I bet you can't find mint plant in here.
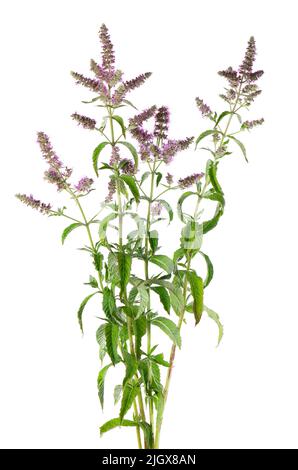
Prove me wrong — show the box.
[16,25,263,449]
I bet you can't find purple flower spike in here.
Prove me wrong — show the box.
[178,173,204,189]
[72,113,96,130]
[75,177,94,193]
[154,106,170,140]
[99,24,115,72]
[16,193,52,214]
[105,177,116,203]
[195,98,212,118]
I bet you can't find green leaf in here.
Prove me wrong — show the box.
[204,189,225,208]
[98,213,117,241]
[120,382,139,422]
[134,316,146,358]
[107,252,120,286]
[100,417,136,436]
[149,230,158,253]
[215,110,241,126]
[204,305,224,346]
[149,255,174,274]
[200,251,214,287]
[207,160,223,194]
[195,129,218,148]
[96,324,107,361]
[117,253,132,297]
[157,199,173,224]
[122,99,138,110]
[203,204,223,234]
[152,286,171,315]
[181,220,203,250]
[118,141,138,170]
[139,422,154,448]
[151,353,170,367]
[156,172,162,186]
[105,323,121,365]
[228,135,248,162]
[150,279,184,316]
[77,292,98,333]
[102,287,118,322]
[120,175,140,203]
[61,223,82,244]
[87,275,98,288]
[187,272,204,325]
[177,191,197,222]
[122,351,138,387]
[140,171,150,185]
[114,385,122,405]
[92,141,110,176]
[97,363,112,409]
[112,115,126,138]
[151,316,181,348]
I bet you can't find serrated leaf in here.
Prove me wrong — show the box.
[204,305,224,346]
[120,382,139,422]
[61,223,82,244]
[187,271,204,325]
[96,324,107,361]
[151,286,171,314]
[228,135,248,162]
[151,353,170,367]
[118,141,138,170]
[117,252,132,297]
[92,141,110,176]
[129,278,149,318]
[134,316,146,358]
[97,363,112,409]
[107,252,120,286]
[120,175,140,203]
[149,255,174,274]
[112,115,126,138]
[114,385,122,405]
[105,323,121,365]
[77,292,98,333]
[100,417,136,436]
[122,351,138,387]
[98,213,117,241]
[200,251,214,287]
[102,287,118,322]
[151,316,181,348]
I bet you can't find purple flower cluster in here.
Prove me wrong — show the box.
[129,106,193,164]
[195,98,212,118]
[105,177,116,203]
[75,177,94,193]
[218,36,264,106]
[71,24,151,107]
[109,146,121,166]
[16,193,52,214]
[242,118,264,130]
[71,113,96,130]
[37,132,72,191]
[120,159,136,175]
[178,173,204,189]
[166,173,173,185]
[151,202,162,217]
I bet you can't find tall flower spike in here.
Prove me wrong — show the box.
[154,106,170,140]
[75,177,94,193]
[71,113,96,130]
[239,36,256,75]
[99,24,115,72]
[129,106,157,127]
[195,98,212,118]
[16,193,52,214]
[70,71,101,93]
[178,173,204,189]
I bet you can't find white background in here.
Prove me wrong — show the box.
[1,0,298,449]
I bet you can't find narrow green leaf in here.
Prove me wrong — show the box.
[149,255,174,274]
[92,141,110,176]
[122,99,138,110]
[96,324,107,361]
[200,251,214,287]
[114,385,122,405]
[100,417,136,436]
[140,171,150,185]
[120,175,140,203]
[157,199,173,224]
[105,323,121,365]
[177,191,197,222]
[204,189,225,208]
[156,172,162,186]
[151,353,170,367]
[134,316,146,358]
[102,287,118,322]
[207,160,223,194]
[118,141,138,170]
[151,316,181,348]
[204,305,224,346]
[139,422,154,448]
[149,230,158,253]
[152,286,171,315]
[215,110,241,126]
[120,382,139,422]
[117,252,132,296]
[77,292,97,333]
[122,351,138,387]
[112,115,126,138]
[61,223,82,244]
[98,213,117,241]
[195,129,218,148]
[228,135,248,162]
[97,363,112,409]
[203,204,223,234]
[187,272,204,325]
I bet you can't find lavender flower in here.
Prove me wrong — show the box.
[154,106,170,140]
[37,132,62,167]
[161,137,193,164]
[218,67,239,88]
[105,177,116,202]
[75,177,94,193]
[120,159,136,175]
[109,146,121,166]
[112,72,152,105]
[195,98,212,118]
[242,118,264,130]
[166,173,173,185]
[139,144,152,162]
[99,24,115,72]
[16,194,52,214]
[129,106,157,127]
[130,126,153,145]
[239,36,256,75]
[71,113,96,130]
[70,71,101,93]
[178,173,204,189]
[151,202,162,217]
